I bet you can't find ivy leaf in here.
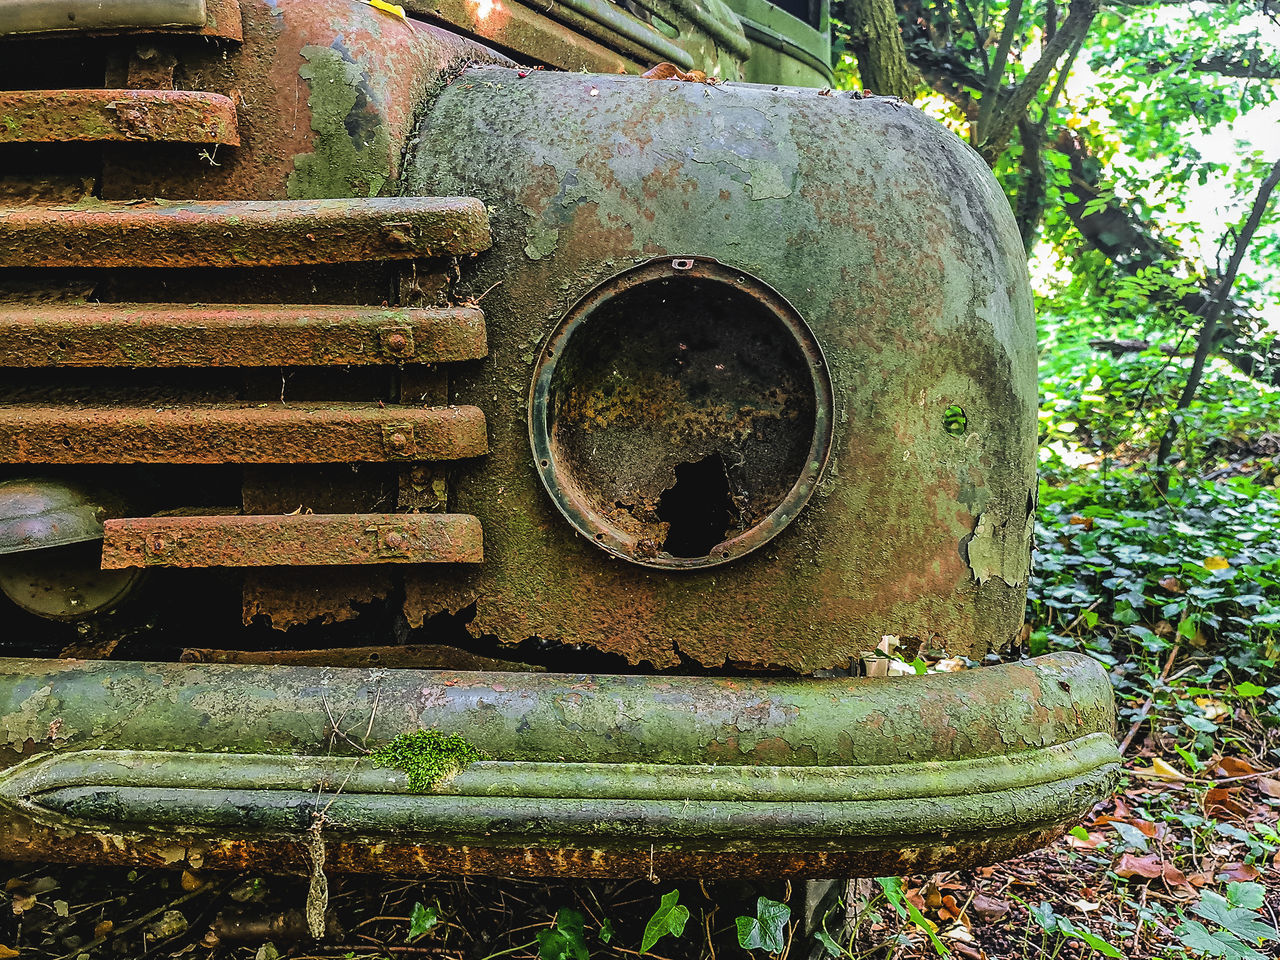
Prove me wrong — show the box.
[599,918,614,944]
[538,908,589,960]
[1226,882,1266,912]
[1176,918,1266,960]
[408,902,438,940]
[1194,891,1280,946]
[640,890,689,954]
[814,928,842,957]
[735,897,790,953]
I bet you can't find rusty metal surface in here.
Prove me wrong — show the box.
[406,70,1038,669]
[529,256,833,569]
[0,0,205,35]
[0,303,487,366]
[0,89,240,145]
[0,818,1075,879]
[402,0,638,73]
[0,197,490,268]
[0,479,115,554]
[0,404,488,464]
[100,513,483,568]
[0,653,1118,876]
[179,643,542,671]
[94,0,515,204]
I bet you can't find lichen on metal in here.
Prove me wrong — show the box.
[0,0,207,36]
[0,89,241,145]
[0,654,1119,876]
[406,69,1037,669]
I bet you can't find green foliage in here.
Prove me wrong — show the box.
[640,890,689,954]
[735,897,790,953]
[407,902,438,940]
[877,877,948,956]
[537,908,589,960]
[1176,883,1280,960]
[1029,900,1123,958]
[368,730,484,792]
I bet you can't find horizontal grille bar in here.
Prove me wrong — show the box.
[0,303,487,366]
[0,197,491,268]
[0,89,239,145]
[0,0,241,40]
[0,403,488,463]
[101,513,483,567]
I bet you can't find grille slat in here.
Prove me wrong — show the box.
[0,197,493,267]
[0,303,487,366]
[0,403,488,464]
[0,89,239,144]
[101,513,484,567]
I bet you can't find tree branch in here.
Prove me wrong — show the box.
[1054,130,1280,385]
[1155,157,1280,487]
[976,0,1025,142]
[1177,51,1280,79]
[838,0,920,98]
[977,0,1099,163]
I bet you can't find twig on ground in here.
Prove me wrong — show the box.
[1118,644,1180,755]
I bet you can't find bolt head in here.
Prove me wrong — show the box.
[384,531,406,550]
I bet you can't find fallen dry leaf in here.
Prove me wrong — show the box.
[1213,756,1256,778]
[1196,697,1232,722]
[1066,830,1105,850]
[0,946,19,959]
[640,63,715,84]
[1258,776,1280,798]
[1218,861,1261,882]
[1158,576,1185,593]
[1205,787,1250,821]
[1115,852,1164,879]
[970,894,1010,923]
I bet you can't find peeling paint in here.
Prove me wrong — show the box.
[964,510,1032,587]
[288,43,395,199]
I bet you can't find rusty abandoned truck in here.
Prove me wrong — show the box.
[0,0,1118,878]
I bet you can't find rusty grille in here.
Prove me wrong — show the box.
[0,195,493,583]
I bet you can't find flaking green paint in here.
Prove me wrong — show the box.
[288,44,393,200]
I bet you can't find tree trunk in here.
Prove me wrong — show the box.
[840,0,918,98]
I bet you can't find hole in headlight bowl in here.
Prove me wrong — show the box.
[943,404,967,436]
[529,256,834,570]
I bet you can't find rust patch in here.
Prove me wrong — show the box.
[0,815,1070,879]
[101,513,483,568]
[0,303,486,367]
[0,403,488,464]
[179,644,541,671]
[0,89,240,144]
[0,197,491,268]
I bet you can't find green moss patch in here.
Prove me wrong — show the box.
[369,730,484,792]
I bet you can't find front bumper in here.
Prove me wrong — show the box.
[0,653,1118,877]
